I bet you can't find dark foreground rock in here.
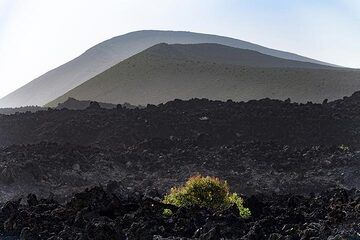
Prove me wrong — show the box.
[0,184,359,240]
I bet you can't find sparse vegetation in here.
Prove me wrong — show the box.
[163,175,251,218]
[162,208,173,217]
[339,144,350,152]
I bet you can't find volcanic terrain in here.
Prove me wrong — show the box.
[0,92,360,239]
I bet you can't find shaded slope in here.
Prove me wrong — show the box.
[139,43,335,69]
[0,30,336,108]
[48,43,360,106]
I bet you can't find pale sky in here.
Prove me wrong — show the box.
[0,0,359,98]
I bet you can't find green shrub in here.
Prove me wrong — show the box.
[162,208,173,217]
[163,175,251,218]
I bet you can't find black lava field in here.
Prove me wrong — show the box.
[1,93,360,239]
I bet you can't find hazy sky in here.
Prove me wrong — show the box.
[0,0,359,98]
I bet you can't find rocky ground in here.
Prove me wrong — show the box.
[0,184,359,239]
[1,93,360,239]
[2,94,360,149]
[0,141,359,203]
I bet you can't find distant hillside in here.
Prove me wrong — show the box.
[47,43,360,107]
[55,97,141,110]
[0,30,336,108]
[0,98,140,115]
[55,98,116,110]
[0,106,45,115]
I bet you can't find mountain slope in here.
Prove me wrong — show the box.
[0,30,336,108]
[47,43,360,107]
[140,43,334,69]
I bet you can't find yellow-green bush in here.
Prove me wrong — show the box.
[162,208,173,217]
[163,175,251,218]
